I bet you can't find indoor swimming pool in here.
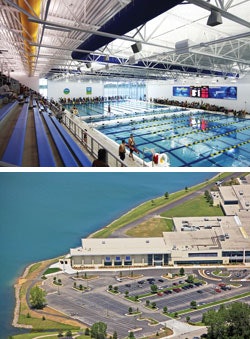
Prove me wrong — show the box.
[65,101,250,167]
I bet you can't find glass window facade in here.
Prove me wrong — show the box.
[39,78,48,98]
[104,82,146,100]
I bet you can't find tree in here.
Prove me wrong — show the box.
[128,307,133,314]
[58,330,63,337]
[179,267,185,276]
[29,285,46,309]
[150,284,158,294]
[113,331,118,339]
[202,302,250,339]
[125,290,129,297]
[186,316,190,323]
[85,328,90,336]
[190,300,197,309]
[186,275,194,283]
[163,306,168,314]
[164,192,169,199]
[128,331,135,339]
[151,302,157,309]
[91,322,107,339]
[65,330,72,338]
[146,300,150,307]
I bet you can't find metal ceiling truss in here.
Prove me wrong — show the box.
[0,0,249,81]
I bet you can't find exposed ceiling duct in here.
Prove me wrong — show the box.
[17,0,41,76]
[71,0,183,61]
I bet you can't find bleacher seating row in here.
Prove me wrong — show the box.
[0,101,18,122]
[34,107,56,167]
[42,111,79,166]
[50,115,91,166]
[0,99,92,167]
[1,101,29,166]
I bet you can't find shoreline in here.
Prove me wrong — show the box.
[12,257,84,332]
[12,263,33,329]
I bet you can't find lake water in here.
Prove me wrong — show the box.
[0,171,215,338]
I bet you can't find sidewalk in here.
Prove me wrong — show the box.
[162,319,206,338]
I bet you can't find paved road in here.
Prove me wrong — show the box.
[110,172,242,238]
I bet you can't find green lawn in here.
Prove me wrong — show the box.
[125,195,222,237]
[161,195,224,218]
[18,314,80,331]
[126,217,173,237]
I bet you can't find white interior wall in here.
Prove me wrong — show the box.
[47,79,104,101]
[147,75,250,112]
[46,76,250,113]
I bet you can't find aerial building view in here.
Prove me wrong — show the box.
[0,172,250,339]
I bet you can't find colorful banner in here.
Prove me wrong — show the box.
[172,86,190,97]
[86,87,92,95]
[209,86,237,100]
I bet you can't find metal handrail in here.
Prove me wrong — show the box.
[62,113,127,167]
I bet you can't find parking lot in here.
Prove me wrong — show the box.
[43,267,249,338]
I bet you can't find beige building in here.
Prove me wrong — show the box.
[63,177,250,270]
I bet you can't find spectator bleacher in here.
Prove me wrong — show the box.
[0,74,92,167]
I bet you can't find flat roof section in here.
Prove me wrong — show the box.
[70,237,168,256]
[219,186,238,203]
[170,216,250,251]
[232,184,250,210]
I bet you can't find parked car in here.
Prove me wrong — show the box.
[215,288,221,293]
[173,288,181,293]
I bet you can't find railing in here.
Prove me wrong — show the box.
[62,112,128,167]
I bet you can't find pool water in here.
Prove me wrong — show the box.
[65,101,250,167]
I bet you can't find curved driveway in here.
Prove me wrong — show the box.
[110,172,242,238]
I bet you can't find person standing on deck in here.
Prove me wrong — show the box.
[119,140,126,165]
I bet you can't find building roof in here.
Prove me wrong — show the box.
[219,186,238,203]
[70,237,168,256]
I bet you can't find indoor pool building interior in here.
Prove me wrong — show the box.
[0,0,250,167]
